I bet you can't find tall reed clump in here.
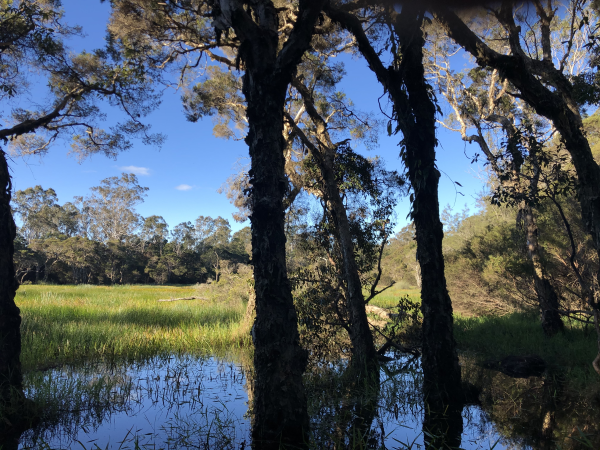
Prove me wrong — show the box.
[16,285,252,371]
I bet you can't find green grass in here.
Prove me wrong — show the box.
[368,284,421,309]
[16,284,252,371]
[454,312,600,389]
[370,285,599,389]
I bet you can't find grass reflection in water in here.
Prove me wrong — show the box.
[13,353,516,450]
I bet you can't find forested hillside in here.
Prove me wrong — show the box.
[384,113,600,324]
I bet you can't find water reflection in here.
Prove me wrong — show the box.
[423,402,463,449]
[2,353,597,449]
[18,355,251,449]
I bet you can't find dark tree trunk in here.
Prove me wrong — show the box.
[393,5,462,406]
[326,0,462,407]
[0,150,27,423]
[244,71,309,449]
[521,204,563,336]
[211,0,326,445]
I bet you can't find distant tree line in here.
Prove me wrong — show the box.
[11,173,251,285]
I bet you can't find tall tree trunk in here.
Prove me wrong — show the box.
[0,150,25,420]
[244,74,309,448]
[211,0,326,445]
[394,5,462,406]
[320,153,377,372]
[327,3,462,406]
[290,78,378,373]
[521,204,563,336]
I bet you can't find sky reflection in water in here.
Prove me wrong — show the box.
[17,355,510,450]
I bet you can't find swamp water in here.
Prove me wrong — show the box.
[3,353,598,449]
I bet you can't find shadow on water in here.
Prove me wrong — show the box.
[1,351,599,449]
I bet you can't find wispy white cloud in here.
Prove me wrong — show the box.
[175,184,193,191]
[120,166,151,176]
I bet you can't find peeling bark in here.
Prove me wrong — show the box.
[244,74,310,448]
[327,1,462,406]
[212,0,327,446]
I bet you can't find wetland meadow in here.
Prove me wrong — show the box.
[1,284,598,449]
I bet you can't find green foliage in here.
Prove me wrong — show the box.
[12,179,253,286]
[382,294,422,350]
[380,223,418,288]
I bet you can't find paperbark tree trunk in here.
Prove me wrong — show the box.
[393,5,462,406]
[326,2,462,406]
[521,204,563,336]
[245,74,310,449]
[0,149,24,413]
[212,0,326,446]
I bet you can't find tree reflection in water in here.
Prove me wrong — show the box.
[423,402,463,450]
[3,352,599,449]
[305,364,381,450]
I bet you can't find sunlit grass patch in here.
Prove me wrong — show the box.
[454,312,600,390]
[16,285,252,371]
[368,285,421,309]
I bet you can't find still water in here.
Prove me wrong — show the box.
[10,354,550,449]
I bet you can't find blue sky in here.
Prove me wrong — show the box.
[8,0,486,234]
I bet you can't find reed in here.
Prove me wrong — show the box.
[16,284,252,371]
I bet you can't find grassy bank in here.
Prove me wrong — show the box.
[370,284,599,392]
[16,284,251,371]
[368,284,421,309]
[454,312,600,390]
[16,283,599,389]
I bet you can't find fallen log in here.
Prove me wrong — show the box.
[365,305,398,320]
[157,296,207,302]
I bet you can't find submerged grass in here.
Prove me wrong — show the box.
[16,285,251,371]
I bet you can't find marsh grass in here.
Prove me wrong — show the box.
[454,312,600,390]
[16,285,251,371]
[368,285,421,309]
